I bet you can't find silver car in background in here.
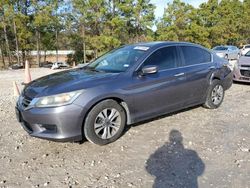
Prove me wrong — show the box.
[212,46,240,60]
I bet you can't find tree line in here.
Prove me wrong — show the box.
[0,0,249,67]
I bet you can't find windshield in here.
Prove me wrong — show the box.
[213,46,228,51]
[245,51,250,57]
[85,46,148,73]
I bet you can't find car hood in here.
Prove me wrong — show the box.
[23,68,120,98]
[239,56,250,65]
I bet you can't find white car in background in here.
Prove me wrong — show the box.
[212,45,241,60]
[240,44,250,56]
[51,62,70,70]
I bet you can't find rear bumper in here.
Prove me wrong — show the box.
[16,104,86,142]
[233,68,250,83]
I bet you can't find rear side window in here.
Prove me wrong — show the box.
[181,46,211,66]
[143,46,178,70]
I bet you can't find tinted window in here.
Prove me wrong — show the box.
[143,46,178,70]
[181,46,211,66]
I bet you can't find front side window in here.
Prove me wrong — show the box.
[181,46,211,66]
[143,46,178,70]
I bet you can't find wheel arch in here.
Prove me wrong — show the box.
[81,97,132,137]
[209,72,221,85]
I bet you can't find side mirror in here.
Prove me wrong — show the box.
[140,65,158,76]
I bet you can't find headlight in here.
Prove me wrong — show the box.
[32,90,83,108]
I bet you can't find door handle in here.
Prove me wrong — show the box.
[174,73,185,77]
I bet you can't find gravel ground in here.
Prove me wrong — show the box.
[0,68,249,188]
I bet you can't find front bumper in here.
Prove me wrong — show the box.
[16,103,86,142]
[233,67,250,83]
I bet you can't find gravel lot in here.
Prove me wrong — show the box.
[0,68,249,188]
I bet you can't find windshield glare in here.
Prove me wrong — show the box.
[86,46,148,73]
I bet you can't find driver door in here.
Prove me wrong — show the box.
[128,46,188,122]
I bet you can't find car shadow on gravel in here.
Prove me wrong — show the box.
[129,105,201,129]
[145,130,205,188]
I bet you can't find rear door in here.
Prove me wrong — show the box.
[178,45,214,105]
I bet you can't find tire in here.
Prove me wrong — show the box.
[84,99,126,145]
[203,80,225,109]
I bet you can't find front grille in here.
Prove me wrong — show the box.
[240,70,250,77]
[241,65,250,68]
[21,95,32,108]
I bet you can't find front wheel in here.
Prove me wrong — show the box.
[84,99,126,145]
[203,80,225,109]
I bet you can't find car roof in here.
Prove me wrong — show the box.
[225,45,237,47]
[214,45,237,47]
[129,41,203,48]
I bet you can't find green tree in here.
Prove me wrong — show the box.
[156,0,194,42]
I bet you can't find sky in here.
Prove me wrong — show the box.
[151,0,208,19]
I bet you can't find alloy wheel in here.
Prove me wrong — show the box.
[94,108,121,139]
[211,85,224,105]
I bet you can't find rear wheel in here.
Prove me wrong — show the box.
[203,80,225,109]
[84,99,126,145]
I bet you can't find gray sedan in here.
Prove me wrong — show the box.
[16,42,233,145]
[212,46,241,60]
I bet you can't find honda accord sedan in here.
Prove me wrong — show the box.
[16,42,233,145]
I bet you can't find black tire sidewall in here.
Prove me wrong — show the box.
[84,100,126,145]
[205,80,225,109]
